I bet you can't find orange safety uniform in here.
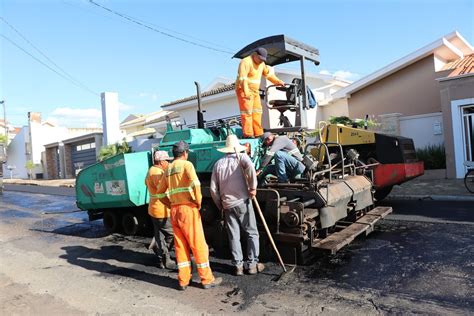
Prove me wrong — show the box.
[145,164,170,219]
[235,55,284,138]
[156,159,215,287]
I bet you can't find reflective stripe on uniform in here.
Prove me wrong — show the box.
[267,151,275,157]
[150,193,164,198]
[240,110,253,115]
[248,79,260,84]
[177,261,191,269]
[166,179,200,196]
[168,187,193,195]
[238,77,247,81]
[252,108,262,113]
[196,262,210,269]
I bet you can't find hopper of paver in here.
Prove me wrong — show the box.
[75,151,152,234]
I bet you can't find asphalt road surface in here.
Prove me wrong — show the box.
[0,191,472,315]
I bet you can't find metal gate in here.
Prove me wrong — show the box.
[461,105,474,167]
[71,142,97,176]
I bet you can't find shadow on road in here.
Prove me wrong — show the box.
[60,245,178,290]
[31,220,109,238]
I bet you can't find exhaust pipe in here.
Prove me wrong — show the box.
[194,81,205,129]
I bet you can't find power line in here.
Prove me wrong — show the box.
[118,12,236,52]
[0,34,99,96]
[0,16,99,96]
[88,0,235,55]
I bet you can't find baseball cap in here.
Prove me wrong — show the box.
[255,47,267,62]
[261,132,273,141]
[154,150,172,161]
[172,140,191,154]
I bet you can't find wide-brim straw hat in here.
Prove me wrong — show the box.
[217,135,247,153]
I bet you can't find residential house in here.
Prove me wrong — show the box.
[438,53,474,178]
[0,119,18,144]
[328,31,473,178]
[44,132,103,179]
[3,112,101,179]
[120,110,181,152]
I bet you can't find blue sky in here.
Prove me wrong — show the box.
[1,0,473,128]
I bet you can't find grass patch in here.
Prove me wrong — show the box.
[416,144,446,170]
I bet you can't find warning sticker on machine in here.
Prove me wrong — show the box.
[94,182,104,194]
[105,180,126,196]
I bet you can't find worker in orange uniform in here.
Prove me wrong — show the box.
[156,141,222,291]
[235,47,285,138]
[145,150,176,270]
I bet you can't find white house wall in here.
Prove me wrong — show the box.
[3,127,28,179]
[6,123,102,179]
[180,96,240,128]
[399,112,444,149]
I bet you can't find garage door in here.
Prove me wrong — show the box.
[71,142,97,176]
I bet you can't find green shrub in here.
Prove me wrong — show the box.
[98,140,132,162]
[416,144,446,170]
[328,116,378,128]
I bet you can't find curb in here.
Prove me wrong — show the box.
[387,194,474,202]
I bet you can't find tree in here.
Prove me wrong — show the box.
[0,134,7,144]
[98,140,132,162]
[25,160,37,180]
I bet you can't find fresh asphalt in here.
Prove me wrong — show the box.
[1,190,473,313]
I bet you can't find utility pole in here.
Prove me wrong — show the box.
[0,100,6,144]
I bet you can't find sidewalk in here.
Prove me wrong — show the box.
[3,179,75,187]
[389,177,474,201]
[3,177,474,201]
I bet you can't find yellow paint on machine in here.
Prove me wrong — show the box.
[322,124,376,145]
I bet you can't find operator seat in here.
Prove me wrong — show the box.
[268,78,302,127]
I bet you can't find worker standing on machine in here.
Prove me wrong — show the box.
[156,141,222,291]
[210,135,264,276]
[145,150,176,270]
[258,132,305,183]
[235,47,285,139]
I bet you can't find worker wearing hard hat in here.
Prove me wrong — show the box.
[145,150,176,270]
[210,135,264,276]
[156,141,222,291]
[235,47,285,139]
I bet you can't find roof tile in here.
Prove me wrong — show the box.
[442,53,474,77]
[162,83,235,108]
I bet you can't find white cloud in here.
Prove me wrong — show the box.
[47,107,101,128]
[319,69,360,81]
[333,70,359,80]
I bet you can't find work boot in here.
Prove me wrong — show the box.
[163,255,177,270]
[248,263,265,275]
[202,277,223,289]
[177,284,188,291]
[157,257,165,269]
[235,266,244,276]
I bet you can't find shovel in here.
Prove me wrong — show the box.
[234,147,295,281]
